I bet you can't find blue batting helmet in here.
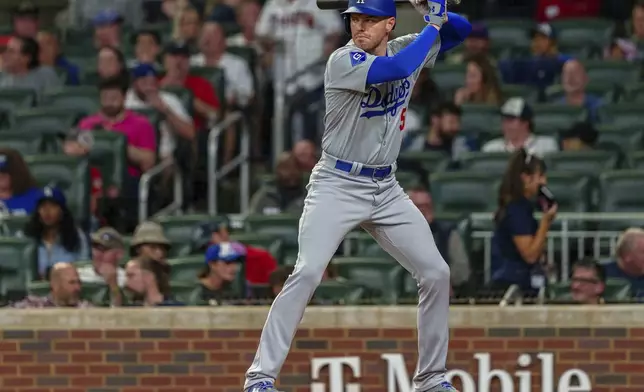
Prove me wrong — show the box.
[342,0,396,34]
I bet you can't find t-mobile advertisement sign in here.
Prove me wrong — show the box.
[310,353,592,392]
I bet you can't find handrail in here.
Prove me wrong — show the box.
[207,111,250,216]
[499,284,521,307]
[138,158,183,223]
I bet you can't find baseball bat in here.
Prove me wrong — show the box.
[317,0,460,10]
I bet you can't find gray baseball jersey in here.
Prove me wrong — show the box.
[322,35,441,166]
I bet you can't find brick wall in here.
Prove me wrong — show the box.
[1,326,643,392]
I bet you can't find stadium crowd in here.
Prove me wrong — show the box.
[0,0,644,309]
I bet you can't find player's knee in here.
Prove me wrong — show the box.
[417,259,450,287]
[291,262,326,287]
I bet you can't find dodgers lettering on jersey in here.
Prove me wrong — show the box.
[322,35,441,166]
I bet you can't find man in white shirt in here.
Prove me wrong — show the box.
[482,97,559,157]
[254,0,342,88]
[191,22,255,109]
[77,227,126,306]
[125,63,195,160]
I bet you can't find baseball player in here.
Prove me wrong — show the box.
[244,0,472,391]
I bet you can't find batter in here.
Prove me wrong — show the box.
[245,0,472,390]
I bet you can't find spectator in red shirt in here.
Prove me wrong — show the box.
[191,218,277,285]
[159,40,220,131]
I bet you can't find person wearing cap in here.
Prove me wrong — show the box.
[160,40,221,131]
[446,22,494,65]
[125,62,195,161]
[191,218,277,285]
[12,2,39,39]
[92,10,125,49]
[249,152,306,216]
[0,148,43,216]
[70,1,143,32]
[195,242,246,305]
[130,221,172,264]
[24,187,90,278]
[0,36,62,97]
[77,227,127,306]
[36,30,80,86]
[561,122,598,151]
[482,97,559,157]
[557,59,603,123]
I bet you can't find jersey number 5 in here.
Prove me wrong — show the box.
[399,108,407,131]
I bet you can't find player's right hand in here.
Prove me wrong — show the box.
[423,0,447,28]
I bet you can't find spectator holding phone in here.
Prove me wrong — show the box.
[490,148,557,295]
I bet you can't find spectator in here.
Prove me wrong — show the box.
[603,228,644,298]
[499,23,571,94]
[557,59,603,122]
[160,40,221,131]
[454,54,502,106]
[126,63,195,161]
[604,37,638,61]
[560,122,598,151]
[482,97,559,156]
[24,187,90,278]
[292,139,318,172]
[568,257,606,305]
[71,2,142,32]
[490,149,557,294]
[249,152,306,215]
[125,256,182,306]
[36,31,80,86]
[0,36,61,96]
[12,2,39,39]
[0,149,43,216]
[631,1,644,47]
[76,227,126,306]
[407,186,471,289]
[130,30,162,69]
[93,10,124,49]
[406,102,476,159]
[130,221,171,265]
[268,265,294,298]
[255,0,342,87]
[227,0,262,49]
[196,242,245,305]
[192,22,254,109]
[191,218,278,285]
[177,6,202,49]
[97,46,129,81]
[11,262,92,308]
[73,76,156,219]
[446,22,493,65]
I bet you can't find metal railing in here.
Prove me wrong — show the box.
[469,212,644,283]
[138,158,183,223]
[207,111,250,216]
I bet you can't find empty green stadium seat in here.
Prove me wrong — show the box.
[459,104,502,135]
[190,67,226,110]
[396,171,422,188]
[484,19,532,48]
[398,270,419,302]
[244,214,299,249]
[582,60,640,86]
[332,257,402,304]
[313,280,366,305]
[0,87,36,126]
[229,233,283,261]
[398,151,450,173]
[0,215,29,236]
[9,107,80,137]
[532,105,585,135]
[598,170,644,230]
[547,172,593,213]
[25,155,90,224]
[0,238,36,295]
[429,171,499,213]
[628,151,644,169]
[596,124,644,151]
[41,86,100,116]
[544,150,619,176]
[170,281,201,304]
[624,83,644,102]
[89,131,127,189]
[155,214,216,257]
[227,46,257,71]
[599,103,644,127]
[430,63,466,95]
[550,19,613,49]
[0,131,43,154]
[501,84,537,102]
[457,151,511,174]
[168,255,202,282]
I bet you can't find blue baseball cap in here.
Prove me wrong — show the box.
[131,63,158,79]
[192,217,231,250]
[92,10,123,27]
[530,23,557,40]
[0,154,8,171]
[205,242,246,263]
[38,186,67,207]
[469,23,489,39]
